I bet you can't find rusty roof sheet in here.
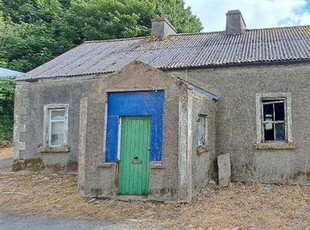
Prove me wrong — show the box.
[23,26,310,80]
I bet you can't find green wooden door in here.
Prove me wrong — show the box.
[118,116,151,195]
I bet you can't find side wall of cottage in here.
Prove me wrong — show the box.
[190,93,217,195]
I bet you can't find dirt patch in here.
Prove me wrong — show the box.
[0,173,309,229]
[0,147,13,158]
[0,141,12,148]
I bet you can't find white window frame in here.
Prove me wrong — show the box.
[256,93,292,144]
[44,104,69,148]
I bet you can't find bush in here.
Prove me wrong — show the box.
[0,77,15,141]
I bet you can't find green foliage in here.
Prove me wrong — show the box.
[152,0,202,33]
[0,78,15,141]
[0,0,202,72]
[62,0,154,44]
[0,0,73,71]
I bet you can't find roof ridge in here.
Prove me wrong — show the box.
[174,25,310,36]
[83,36,146,44]
[82,24,310,44]
[244,24,310,31]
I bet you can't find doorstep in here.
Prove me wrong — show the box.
[115,195,148,202]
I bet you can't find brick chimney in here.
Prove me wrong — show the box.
[151,15,177,39]
[226,10,246,35]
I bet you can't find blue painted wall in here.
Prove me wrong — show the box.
[106,90,165,162]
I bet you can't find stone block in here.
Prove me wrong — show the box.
[217,153,231,187]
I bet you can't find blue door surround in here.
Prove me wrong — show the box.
[106,90,164,162]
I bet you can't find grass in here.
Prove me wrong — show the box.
[0,172,309,229]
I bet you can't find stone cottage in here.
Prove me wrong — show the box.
[13,10,310,202]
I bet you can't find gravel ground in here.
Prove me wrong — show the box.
[0,172,309,229]
[0,148,13,173]
[0,147,309,229]
[0,147,12,158]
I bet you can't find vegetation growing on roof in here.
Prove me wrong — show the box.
[0,0,202,72]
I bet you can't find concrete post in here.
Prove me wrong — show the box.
[218,153,231,187]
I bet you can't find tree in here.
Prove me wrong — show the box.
[0,0,73,71]
[152,0,202,33]
[0,0,202,72]
[61,0,155,44]
[63,0,202,44]
[0,12,7,67]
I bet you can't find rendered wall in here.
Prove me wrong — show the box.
[172,63,310,185]
[189,92,217,195]
[13,61,216,202]
[15,60,309,187]
[78,62,194,202]
[13,75,99,171]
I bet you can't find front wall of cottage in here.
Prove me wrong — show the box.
[15,60,309,198]
[14,62,218,202]
[173,63,310,185]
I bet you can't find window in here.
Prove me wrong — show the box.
[197,114,207,146]
[255,93,294,148]
[49,109,66,146]
[44,104,68,147]
[262,99,286,141]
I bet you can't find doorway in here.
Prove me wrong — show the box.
[118,116,151,195]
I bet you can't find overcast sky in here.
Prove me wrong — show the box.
[184,0,310,32]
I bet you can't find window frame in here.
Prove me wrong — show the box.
[197,113,208,147]
[44,104,69,148]
[261,98,286,142]
[256,93,292,144]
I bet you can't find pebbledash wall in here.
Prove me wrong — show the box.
[173,62,310,185]
[78,62,217,202]
[13,74,98,171]
[13,62,217,202]
[13,61,310,201]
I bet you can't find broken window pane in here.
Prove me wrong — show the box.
[264,123,274,141]
[275,102,285,121]
[261,98,286,142]
[263,104,273,121]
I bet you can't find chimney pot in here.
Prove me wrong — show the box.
[226,10,246,35]
[151,15,177,39]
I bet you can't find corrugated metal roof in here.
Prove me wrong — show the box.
[23,26,310,80]
[0,67,24,78]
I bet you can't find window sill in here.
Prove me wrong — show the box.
[254,142,296,150]
[38,146,70,153]
[197,145,210,155]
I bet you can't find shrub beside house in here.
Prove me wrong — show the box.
[0,67,23,143]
